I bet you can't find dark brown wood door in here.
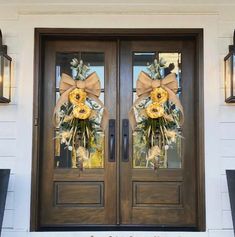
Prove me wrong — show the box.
[120,40,197,227]
[40,40,117,227]
[38,36,200,229]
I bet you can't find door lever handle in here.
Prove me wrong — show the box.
[122,119,129,162]
[108,119,116,162]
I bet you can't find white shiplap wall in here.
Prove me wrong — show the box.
[219,20,235,233]
[0,2,235,237]
[0,31,18,230]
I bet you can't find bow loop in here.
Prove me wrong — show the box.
[83,72,101,97]
[59,73,76,94]
[137,71,179,96]
[129,71,184,129]
[136,71,153,96]
[54,72,108,129]
[60,72,101,96]
[160,73,178,94]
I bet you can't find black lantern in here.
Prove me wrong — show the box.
[224,30,235,103]
[0,30,12,103]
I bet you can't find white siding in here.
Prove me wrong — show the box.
[0,1,235,237]
[219,18,235,235]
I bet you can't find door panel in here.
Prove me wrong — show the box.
[40,40,117,226]
[120,40,196,226]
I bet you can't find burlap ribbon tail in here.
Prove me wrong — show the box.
[53,72,108,129]
[129,71,184,130]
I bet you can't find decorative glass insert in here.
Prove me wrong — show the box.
[132,52,182,169]
[2,56,11,99]
[233,55,235,96]
[159,53,182,95]
[54,52,105,169]
[133,52,156,102]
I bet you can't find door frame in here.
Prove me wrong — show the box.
[31,28,204,231]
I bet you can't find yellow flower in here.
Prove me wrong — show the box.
[165,130,177,142]
[146,145,161,161]
[69,88,87,105]
[146,103,164,119]
[77,146,89,161]
[150,87,168,104]
[73,103,91,120]
[63,114,74,123]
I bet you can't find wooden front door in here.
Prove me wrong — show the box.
[33,30,204,230]
[40,40,117,227]
[119,40,196,226]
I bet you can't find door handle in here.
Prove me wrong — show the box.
[122,119,129,162]
[108,119,116,162]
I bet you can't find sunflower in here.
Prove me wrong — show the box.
[73,103,91,120]
[146,103,164,119]
[69,88,87,105]
[150,87,168,104]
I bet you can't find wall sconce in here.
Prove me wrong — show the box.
[0,29,12,103]
[224,30,235,103]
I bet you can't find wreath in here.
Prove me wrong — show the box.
[129,58,184,169]
[54,59,108,170]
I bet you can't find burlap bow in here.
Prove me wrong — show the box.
[129,71,184,129]
[53,72,108,129]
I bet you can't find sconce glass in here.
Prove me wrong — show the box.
[0,30,12,103]
[224,30,235,103]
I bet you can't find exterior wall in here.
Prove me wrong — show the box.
[0,1,234,237]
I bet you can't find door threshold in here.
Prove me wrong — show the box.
[39,225,198,232]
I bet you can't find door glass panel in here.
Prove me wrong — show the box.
[133,52,156,89]
[2,56,11,99]
[233,55,235,96]
[159,53,182,169]
[81,52,105,89]
[159,53,182,95]
[225,55,232,100]
[55,52,105,169]
[132,52,182,169]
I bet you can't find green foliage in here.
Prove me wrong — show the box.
[147,58,167,79]
[70,59,90,80]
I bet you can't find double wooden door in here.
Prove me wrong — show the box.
[37,36,199,229]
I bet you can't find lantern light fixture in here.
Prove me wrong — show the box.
[0,29,12,103]
[224,30,235,103]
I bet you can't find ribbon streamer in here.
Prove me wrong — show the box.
[53,72,108,129]
[129,71,184,130]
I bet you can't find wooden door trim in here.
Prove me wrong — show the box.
[31,28,204,231]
